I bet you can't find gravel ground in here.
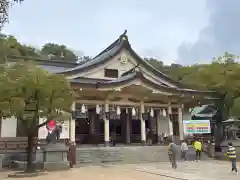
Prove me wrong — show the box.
[1,166,173,180]
[1,161,237,180]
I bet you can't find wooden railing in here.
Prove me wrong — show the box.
[0,137,45,151]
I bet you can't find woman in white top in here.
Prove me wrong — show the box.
[180,140,189,161]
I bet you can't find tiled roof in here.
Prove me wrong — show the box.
[6,55,78,73]
[58,30,186,88]
[70,70,218,97]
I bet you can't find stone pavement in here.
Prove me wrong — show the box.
[135,161,239,180]
[1,160,239,180]
[2,166,173,180]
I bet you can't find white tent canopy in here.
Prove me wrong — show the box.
[222,118,240,123]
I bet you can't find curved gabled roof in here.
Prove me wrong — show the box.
[59,30,186,88]
[58,35,124,74]
[70,69,217,97]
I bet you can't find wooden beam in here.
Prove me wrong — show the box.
[75,99,181,108]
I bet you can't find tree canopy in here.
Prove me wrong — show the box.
[0,0,24,31]
[41,43,78,61]
[0,33,80,61]
[0,34,40,58]
[0,60,75,172]
[0,61,75,120]
[146,52,240,118]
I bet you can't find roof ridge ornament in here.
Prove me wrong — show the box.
[120,30,128,41]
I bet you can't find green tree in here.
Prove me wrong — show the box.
[0,34,40,59]
[193,56,240,113]
[144,57,165,71]
[41,43,78,61]
[166,52,240,118]
[230,97,240,118]
[0,61,75,172]
[0,0,23,31]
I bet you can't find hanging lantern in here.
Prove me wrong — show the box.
[162,109,167,117]
[132,107,136,116]
[81,104,86,113]
[126,108,128,114]
[168,106,172,114]
[96,104,100,114]
[116,106,121,115]
[150,108,154,117]
[104,103,109,112]
[197,100,201,105]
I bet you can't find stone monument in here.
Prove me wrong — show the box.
[44,121,69,171]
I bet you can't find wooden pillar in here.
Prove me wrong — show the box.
[89,109,95,134]
[140,100,146,145]
[95,110,100,145]
[104,102,110,146]
[125,109,131,144]
[148,111,154,145]
[70,102,76,144]
[156,110,161,144]
[128,108,133,143]
[168,107,173,136]
[178,105,184,141]
[121,109,125,144]
[69,102,76,166]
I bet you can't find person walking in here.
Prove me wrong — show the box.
[167,139,178,169]
[226,142,238,175]
[111,131,116,146]
[146,128,151,145]
[180,140,188,162]
[194,139,202,161]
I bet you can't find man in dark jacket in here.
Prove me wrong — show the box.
[111,131,116,146]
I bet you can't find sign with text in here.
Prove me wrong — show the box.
[183,120,211,134]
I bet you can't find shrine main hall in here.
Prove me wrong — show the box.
[0,31,217,147]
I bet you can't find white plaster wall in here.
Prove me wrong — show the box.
[67,49,177,88]
[69,50,135,80]
[1,116,17,137]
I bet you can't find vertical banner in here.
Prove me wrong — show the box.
[38,118,48,139]
[60,119,70,139]
[183,120,211,134]
[38,118,70,139]
[1,117,17,137]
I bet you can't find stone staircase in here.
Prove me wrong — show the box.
[75,145,211,166]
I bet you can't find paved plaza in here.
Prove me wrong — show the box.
[1,160,239,180]
[135,161,239,180]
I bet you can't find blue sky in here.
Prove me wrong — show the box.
[3,0,232,65]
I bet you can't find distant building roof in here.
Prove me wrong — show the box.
[6,55,78,73]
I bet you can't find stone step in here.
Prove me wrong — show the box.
[75,146,211,166]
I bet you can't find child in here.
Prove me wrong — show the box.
[180,140,188,161]
[226,142,238,175]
